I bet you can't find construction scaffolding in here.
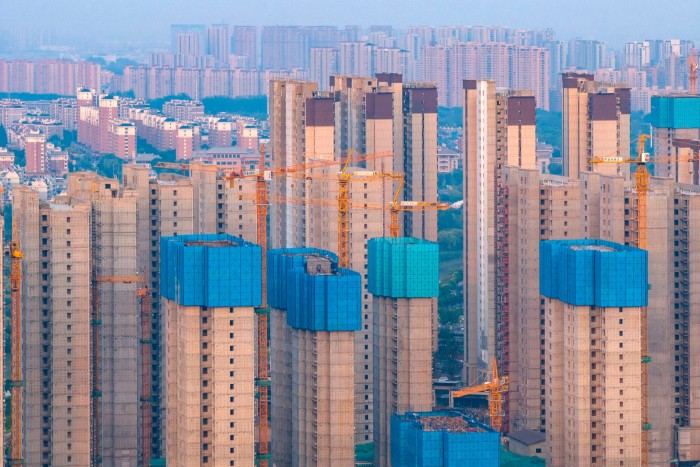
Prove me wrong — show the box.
[494,183,510,432]
[9,236,23,466]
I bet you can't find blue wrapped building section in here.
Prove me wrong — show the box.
[540,239,648,308]
[161,234,262,307]
[368,237,439,298]
[267,248,338,310]
[391,411,500,467]
[267,248,361,332]
[651,95,700,129]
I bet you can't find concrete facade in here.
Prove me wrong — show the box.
[163,300,256,466]
[463,80,538,385]
[14,187,92,467]
[561,73,631,180]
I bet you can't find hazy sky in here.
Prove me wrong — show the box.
[1,0,697,47]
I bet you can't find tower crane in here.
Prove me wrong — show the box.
[590,135,651,466]
[137,284,152,467]
[448,359,509,433]
[8,234,23,466]
[690,50,698,95]
[154,161,221,174]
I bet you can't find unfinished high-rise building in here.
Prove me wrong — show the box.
[269,248,361,467]
[161,234,261,466]
[462,79,537,385]
[14,186,92,467]
[541,239,647,467]
[269,74,439,445]
[121,164,258,458]
[66,173,140,466]
[649,95,700,183]
[369,237,439,467]
[561,73,631,180]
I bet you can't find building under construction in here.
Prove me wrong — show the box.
[540,239,648,466]
[268,248,361,466]
[13,186,93,466]
[369,237,439,467]
[161,234,261,466]
[390,411,499,467]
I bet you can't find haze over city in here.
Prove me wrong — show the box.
[1,0,698,46]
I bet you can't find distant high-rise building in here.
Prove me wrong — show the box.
[625,41,651,68]
[370,238,439,467]
[208,118,233,148]
[162,234,260,466]
[171,24,205,55]
[232,26,258,69]
[310,48,339,91]
[540,239,647,467]
[269,248,361,467]
[561,73,631,180]
[24,131,46,174]
[108,120,136,160]
[567,38,606,71]
[339,42,376,77]
[205,24,231,65]
[261,26,308,70]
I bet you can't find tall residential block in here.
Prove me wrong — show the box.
[402,84,438,241]
[232,26,258,69]
[540,239,648,467]
[161,234,261,467]
[369,237,439,467]
[561,73,631,179]
[650,95,700,183]
[391,412,500,467]
[122,165,258,457]
[268,248,361,467]
[25,130,47,175]
[268,79,318,249]
[499,167,581,432]
[66,173,140,466]
[14,187,92,467]
[462,80,537,384]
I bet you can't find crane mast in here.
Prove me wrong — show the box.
[9,238,23,466]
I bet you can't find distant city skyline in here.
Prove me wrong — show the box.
[1,0,698,47]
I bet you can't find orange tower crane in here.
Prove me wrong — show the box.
[137,284,152,467]
[254,145,271,467]
[690,50,698,95]
[590,135,651,466]
[9,234,23,466]
[388,180,450,238]
[448,359,510,432]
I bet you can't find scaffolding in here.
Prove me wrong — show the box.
[495,183,510,432]
[9,235,23,466]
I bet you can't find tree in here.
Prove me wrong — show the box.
[14,149,25,167]
[71,154,94,172]
[97,154,124,180]
[0,125,7,147]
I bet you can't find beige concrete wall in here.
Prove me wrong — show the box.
[48,198,92,467]
[291,329,355,467]
[271,308,292,467]
[164,300,255,467]
[562,84,589,179]
[545,300,642,467]
[373,296,433,467]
